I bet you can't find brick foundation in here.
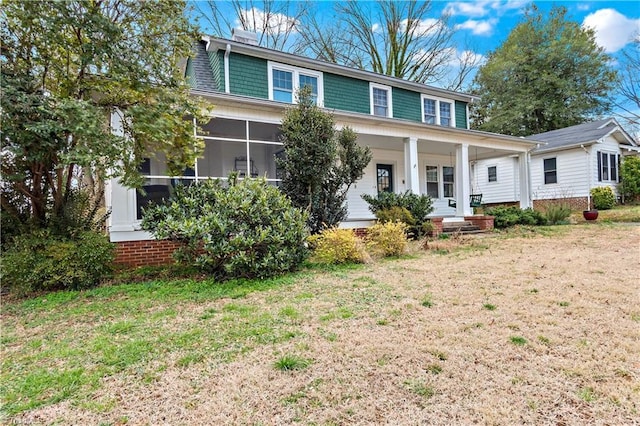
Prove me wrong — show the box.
[464,215,495,230]
[533,197,589,211]
[429,218,444,237]
[115,239,181,267]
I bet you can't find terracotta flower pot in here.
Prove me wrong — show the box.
[583,210,598,221]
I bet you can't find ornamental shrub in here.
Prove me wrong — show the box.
[544,203,572,225]
[590,186,616,210]
[1,230,115,296]
[484,206,547,228]
[366,221,408,257]
[307,228,367,264]
[362,191,434,238]
[620,156,640,202]
[141,176,308,280]
[375,206,416,226]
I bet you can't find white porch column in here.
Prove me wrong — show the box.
[456,144,472,216]
[404,137,420,194]
[518,152,532,209]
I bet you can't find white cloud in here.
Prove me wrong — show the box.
[236,7,298,35]
[455,19,497,36]
[371,23,381,33]
[445,0,528,17]
[583,9,640,53]
[576,3,591,12]
[401,18,447,35]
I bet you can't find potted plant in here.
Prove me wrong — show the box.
[583,193,598,221]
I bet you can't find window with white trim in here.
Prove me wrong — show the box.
[443,166,455,198]
[421,95,455,127]
[598,151,619,182]
[487,165,497,183]
[267,62,323,106]
[543,157,557,184]
[370,83,393,117]
[426,165,439,198]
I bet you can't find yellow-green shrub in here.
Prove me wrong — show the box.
[308,228,366,264]
[366,221,408,257]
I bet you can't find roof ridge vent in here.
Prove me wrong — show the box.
[232,29,258,45]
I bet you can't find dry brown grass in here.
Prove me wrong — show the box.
[7,224,640,425]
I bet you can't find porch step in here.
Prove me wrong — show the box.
[441,221,482,234]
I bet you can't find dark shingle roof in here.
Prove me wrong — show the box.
[526,119,632,152]
[190,41,218,92]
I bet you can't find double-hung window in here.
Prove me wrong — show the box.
[426,165,439,198]
[598,151,619,182]
[443,166,455,198]
[268,62,323,106]
[487,166,497,183]
[421,95,455,127]
[370,83,393,117]
[543,158,557,184]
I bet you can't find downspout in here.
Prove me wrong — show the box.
[581,144,591,210]
[224,43,231,94]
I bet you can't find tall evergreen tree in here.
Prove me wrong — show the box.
[278,88,371,233]
[470,5,617,136]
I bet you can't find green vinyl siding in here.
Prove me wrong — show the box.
[455,100,468,129]
[324,73,370,114]
[185,58,196,87]
[229,53,268,99]
[208,50,224,90]
[392,87,421,122]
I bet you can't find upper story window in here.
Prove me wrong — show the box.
[543,157,557,184]
[267,61,323,106]
[370,83,393,117]
[421,95,455,127]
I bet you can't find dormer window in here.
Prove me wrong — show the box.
[370,83,393,118]
[268,62,323,106]
[422,95,455,127]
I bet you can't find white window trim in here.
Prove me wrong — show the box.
[543,157,558,185]
[598,150,618,182]
[421,95,456,128]
[369,82,393,118]
[267,61,324,106]
[487,165,498,183]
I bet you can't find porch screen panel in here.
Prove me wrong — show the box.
[443,166,454,198]
[426,165,439,198]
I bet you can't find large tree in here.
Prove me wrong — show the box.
[616,36,640,127]
[1,0,209,231]
[278,89,371,234]
[470,5,617,136]
[297,0,457,86]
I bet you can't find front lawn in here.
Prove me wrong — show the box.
[2,224,638,424]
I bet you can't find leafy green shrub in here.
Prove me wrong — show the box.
[590,186,616,210]
[362,191,434,237]
[1,230,115,296]
[366,221,408,257]
[544,203,572,225]
[307,228,366,264]
[620,156,640,202]
[375,206,415,226]
[141,176,308,279]
[484,206,547,228]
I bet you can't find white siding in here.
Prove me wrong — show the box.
[591,135,623,196]
[531,149,590,199]
[473,156,519,203]
[345,148,405,221]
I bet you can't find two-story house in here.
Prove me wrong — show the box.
[107,32,539,266]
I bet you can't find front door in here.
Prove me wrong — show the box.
[376,164,394,193]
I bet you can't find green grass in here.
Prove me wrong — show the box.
[572,204,640,223]
[274,354,311,371]
[404,379,435,398]
[510,336,528,346]
[483,303,497,311]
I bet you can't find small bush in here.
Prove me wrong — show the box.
[141,176,308,280]
[375,206,415,227]
[590,186,616,210]
[308,228,366,264]
[484,206,547,228]
[544,203,572,225]
[620,156,640,202]
[1,230,115,296]
[362,191,434,238]
[366,221,408,257]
